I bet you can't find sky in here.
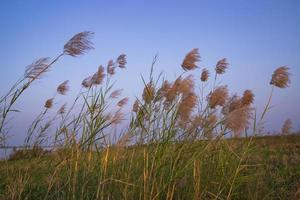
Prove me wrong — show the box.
[0,0,300,146]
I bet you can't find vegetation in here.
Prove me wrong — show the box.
[0,32,298,199]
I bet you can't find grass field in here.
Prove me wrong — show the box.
[0,134,299,199]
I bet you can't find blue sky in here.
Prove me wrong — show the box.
[0,0,300,145]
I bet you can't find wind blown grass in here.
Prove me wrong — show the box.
[0,31,298,200]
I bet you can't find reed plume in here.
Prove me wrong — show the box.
[208,86,228,108]
[181,48,200,71]
[63,31,94,57]
[57,80,69,95]
[132,100,139,113]
[160,80,171,95]
[25,58,50,80]
[178,92,197,122]
[215,58,228,74]
[270,66,290,88]
[225,106,252,135]
[81,76,93,88]
[92,65,105,85]
[117,97,129,107]
[117,54,127,68]
[222,95,242,115]
[107,59,115,75]
[109,89,122,99]
[200,68,209,82]
[44,98,54,109]
[164,80,178,104]
[281,118,292,134]
[242,90,254,106]
[57,104,67,115]
[201,113,217,139]
[177,75,195,96]
[111,109,124,124]
[190,115,203,129]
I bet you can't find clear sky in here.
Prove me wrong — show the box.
[0,0,300,145]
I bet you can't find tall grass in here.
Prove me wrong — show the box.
[0,31,298,200]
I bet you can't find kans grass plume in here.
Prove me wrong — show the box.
[281,118,292,134]
[111,109,124,124]
[225,106,252,135]
[107,59,116,75]
[270,66,290,88]
[57,104,67,115]
[57,80,69,95]
[132,100,139,113]
[63,31,94,57]
[181,48,200,71]
[200,68,209,82]
[178,92,198,123]
[109,89,123,99]
[208,86,228,108]
[117,54,127,68]
[215,58,229,74]
[44,98,54,109]
[117,97,129,107]
[92,65,105,85]
[177,75,195,95]
[25,58,50,80]
[82,76,93,88]
[242,90,254,106]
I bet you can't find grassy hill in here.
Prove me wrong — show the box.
[0,134,299,200]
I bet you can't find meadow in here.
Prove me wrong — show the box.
[0,32,299,200]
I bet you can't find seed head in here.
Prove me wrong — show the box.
[177,75,195,96]
[281,118,292,134]
[44,98,54,109]
[132,100,139,113]
[117,54,127,68]
[208,86,228,108]
[57,104,67,115]
[242,90,254,106]
[155,80,171,102]
[222,95,242,115]
[191,115,203,129]
[107,59,115,75]
[160,80,171,95]
[63,31,94,57]
[178,92,198,122]
[25,57,50,80]
[270,66,290,88]
[181,48,200,71]
[81,76,93,88]
[200,68,209,82]
[92,65,105,85]
[215,58,228,74]
[225,106,252,136]
[111,109,124,124]
[109,89,122,99]
[57,80,69,95]
[117,97,129,107]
